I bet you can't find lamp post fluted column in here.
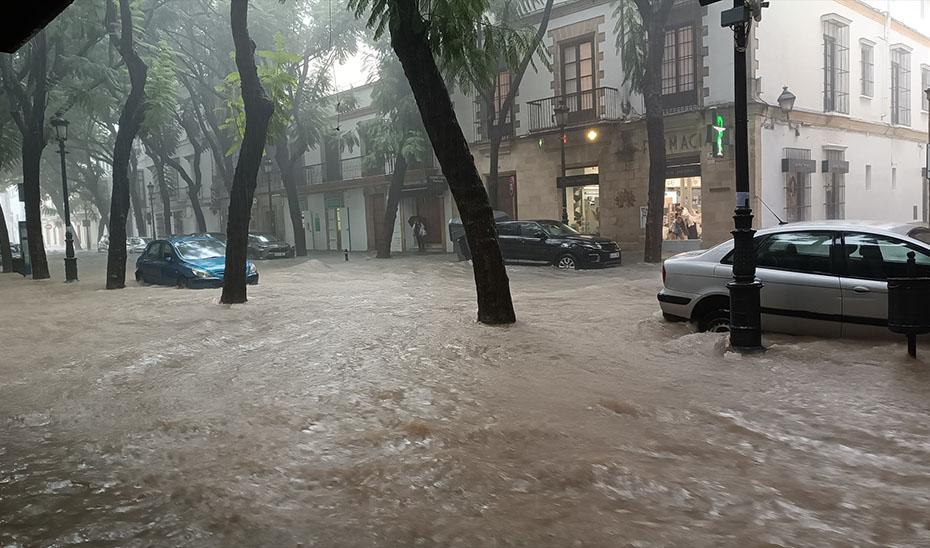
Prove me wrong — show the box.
[51,112,77,282]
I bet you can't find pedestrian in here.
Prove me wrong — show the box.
[668,205,684,240]
[414,218,426,253]
[681,206,698,240]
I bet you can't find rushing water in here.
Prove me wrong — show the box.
[2,253,929,547]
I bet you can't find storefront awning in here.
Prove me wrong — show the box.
[556,174,599,188]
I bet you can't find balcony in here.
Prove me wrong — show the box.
[527,87,622,132]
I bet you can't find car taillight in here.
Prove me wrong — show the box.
[661,263,667,286]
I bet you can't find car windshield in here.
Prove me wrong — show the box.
[535,221,579,237]
[908,228,930,246]
[174,240,226,260]
[250,234,274,243]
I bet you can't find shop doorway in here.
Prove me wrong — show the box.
[325,207,343,250]
[561,166,599,234]
[663,176,702,240]
[415,194,444,245]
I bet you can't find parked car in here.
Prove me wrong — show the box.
[135,236,258,288]
[449,210,512,260]
[97,235,109,253]
[128,236,152,254]
[492,220,621,269]
[247,232,294,260]
[658,220,930,337]
[189,232,227,243]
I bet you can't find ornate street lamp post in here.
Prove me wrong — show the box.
[263,156,276,237]
[147,182,157,239]
[553,99,569,223]
[51,111,77,282]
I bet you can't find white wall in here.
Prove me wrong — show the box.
[345,188,367,251]
[761,122,927,226]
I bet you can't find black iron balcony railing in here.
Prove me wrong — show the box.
[527,87,622,132]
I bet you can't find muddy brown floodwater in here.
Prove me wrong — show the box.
[2,252,930,547]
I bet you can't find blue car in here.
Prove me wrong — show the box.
[135,236,258,288]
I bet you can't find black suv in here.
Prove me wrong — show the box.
[496,220,620,269]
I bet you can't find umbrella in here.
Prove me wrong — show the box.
[407,215,425,227]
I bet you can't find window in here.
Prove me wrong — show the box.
[922,66,930,112]
[756,231,836,275]
[518,222,544,238]
[662,24,696,108]
[497,223,519,237]
[891,47,911,125]
[843,232,930,280]
[860,42,874,97]
[865,164,872,191]
[825,149,846,220]
[561,37,595,114]
[822,20,849,113]
[784,148,812,222]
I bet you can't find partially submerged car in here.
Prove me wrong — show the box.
[658,221,930,337]
[135,236,258,288]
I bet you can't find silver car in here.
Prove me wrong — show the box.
[658,221,930,337]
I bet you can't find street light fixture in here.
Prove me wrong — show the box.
[553,100,569,223]
[777,86,800,137]
[147,182,157,239]
[51,111,77,282]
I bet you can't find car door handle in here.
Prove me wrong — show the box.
[852,286,870,293]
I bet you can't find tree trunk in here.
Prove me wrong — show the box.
[377,152,407,259]
[487,123,501,211]
[638,0,674,264]
[0,201,12,273]
[21,31,50,280]
[106,0,147,288]
[273,142,307,257]
[389,0,515,324]
[151,160,173,236]
[128,150,147,237]
[221,0,274,304]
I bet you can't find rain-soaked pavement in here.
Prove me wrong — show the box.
[2,251,929,547]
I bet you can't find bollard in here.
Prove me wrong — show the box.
[887,251,930,359]
[344,249,349,262]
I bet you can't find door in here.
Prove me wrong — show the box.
[496,174,517,219]
[517,222,551,262]
[840,232,930,338]
[754,231,843,337]
[560,37,595,122]
[496,222,522,262]
[142,242,165,283]
[370,193,386,251]
[415,195,443,245]
[326,208,342,250]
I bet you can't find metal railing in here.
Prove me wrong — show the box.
[527,87,622,132]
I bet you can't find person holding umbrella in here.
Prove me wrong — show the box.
[408,215,427,253]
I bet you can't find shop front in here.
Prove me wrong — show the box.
[664,153,703,242]
[558,166,600,234]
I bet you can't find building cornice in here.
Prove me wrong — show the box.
[835,0,930,48]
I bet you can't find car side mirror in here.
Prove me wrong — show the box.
[535,231,548,240]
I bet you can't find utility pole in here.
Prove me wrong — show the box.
[702,0,768,351]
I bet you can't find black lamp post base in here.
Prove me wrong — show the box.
[727,279,763,351]
[64,256,78,282]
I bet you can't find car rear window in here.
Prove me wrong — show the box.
[908,227,930,246]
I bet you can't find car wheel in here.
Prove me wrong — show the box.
[698,309,730,333]
[135,270,143,283]
[555,253,578,270]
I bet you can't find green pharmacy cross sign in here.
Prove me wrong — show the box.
[706,111,728,158]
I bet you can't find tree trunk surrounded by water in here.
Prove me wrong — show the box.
[376,152,407,259]
[388,0,515,325]
[221,0,274,304]
[106,0,148,288]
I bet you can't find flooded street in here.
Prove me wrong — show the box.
[2,252,930,547]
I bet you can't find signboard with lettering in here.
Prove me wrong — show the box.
[556,174,599,189]
[665,132,702,155]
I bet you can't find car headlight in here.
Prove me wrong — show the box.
[192,268,212,279]
[579,242,601,249]
[248,263,257,275]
